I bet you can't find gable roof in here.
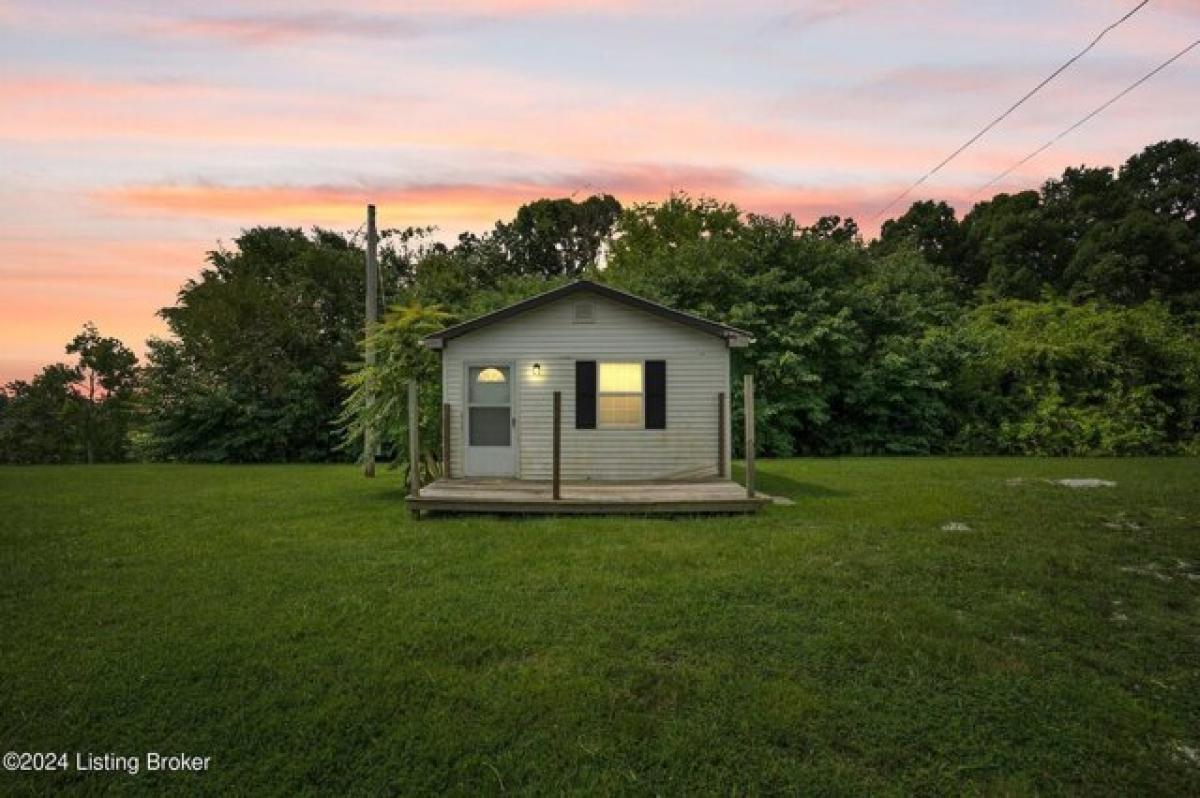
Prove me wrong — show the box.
[421,280,753,349]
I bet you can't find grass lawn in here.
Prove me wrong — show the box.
[2,459,1199,795]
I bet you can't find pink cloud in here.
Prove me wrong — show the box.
[143,11,447,46]
[91,169,906,235]
[0,74,226,103]
[1,71,956,176]
[92,166,753,227]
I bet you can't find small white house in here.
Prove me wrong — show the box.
[421,280,753,482]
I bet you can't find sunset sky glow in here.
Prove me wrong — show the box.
[1,0,1197,382]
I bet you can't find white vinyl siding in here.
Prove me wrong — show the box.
[441,294,731,481]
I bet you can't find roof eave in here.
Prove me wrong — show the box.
[420,280,752,345]
[726,332,754,348]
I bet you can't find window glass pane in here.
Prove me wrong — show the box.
[599,395,642,427]
[469,366,510,404]
[599,362,642,393]
[469,407,511,446]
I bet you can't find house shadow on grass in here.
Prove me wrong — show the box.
[733,467,848,501]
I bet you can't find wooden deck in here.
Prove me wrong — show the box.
[407,478,770,515]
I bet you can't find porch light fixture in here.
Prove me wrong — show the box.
[532,363,542,376]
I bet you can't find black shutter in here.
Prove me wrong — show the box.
[575,361,596,429]
[645,360,666,429]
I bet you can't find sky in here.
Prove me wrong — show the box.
[1,0,1197,383]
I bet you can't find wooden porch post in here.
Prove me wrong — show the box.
[552,391,562,500]
[441,402,451,479]
[363,204,378,478]
[717,391,726,478]
[408,379,421,503]
[744,374,755,498]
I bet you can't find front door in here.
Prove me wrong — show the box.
[463,364,517,477]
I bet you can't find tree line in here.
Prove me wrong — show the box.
[2,139,1197,464]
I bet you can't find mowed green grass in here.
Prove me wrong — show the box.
[1,460,1198,795]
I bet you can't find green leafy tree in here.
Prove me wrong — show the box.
[1120,138,1200,234]
[961,190,1065,299]
[605,195,958,455]
[409,194,621,298]
[146,227,368,461]
[138,337,248,462]
[604,194,747,311]
[874,200,968,288]
[66,322,138,463]
[1040,166,1129,251]
[802,214,861,245]
[949,140,1199,307]
[945,299,1200,454]
[1,324,137,464]
[493,194,622,279]
[836,250,961,453]
[1065,210,1199,310]
[0,365,85,464]
[339,301,451,474]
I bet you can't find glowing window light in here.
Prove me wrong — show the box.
[598,362,643,427]
[598,362,642,393]
[476,367,507,383]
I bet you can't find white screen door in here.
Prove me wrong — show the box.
[463,364,517,477]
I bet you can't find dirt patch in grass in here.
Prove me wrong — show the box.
[1120,563,1174,582]
[1173,743,1200,768]
[1006,477,1117,488]
[1120,560,1200,582]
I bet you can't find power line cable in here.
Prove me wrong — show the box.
[870,0,1151,220]
[975,36,1199,196]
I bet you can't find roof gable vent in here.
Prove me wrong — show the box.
[573,300,595,323]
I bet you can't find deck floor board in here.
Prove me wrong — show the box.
[408,478,768,515]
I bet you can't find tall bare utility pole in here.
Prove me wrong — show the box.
[364,204,378,477]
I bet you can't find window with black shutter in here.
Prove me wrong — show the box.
[577,360,666,430]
